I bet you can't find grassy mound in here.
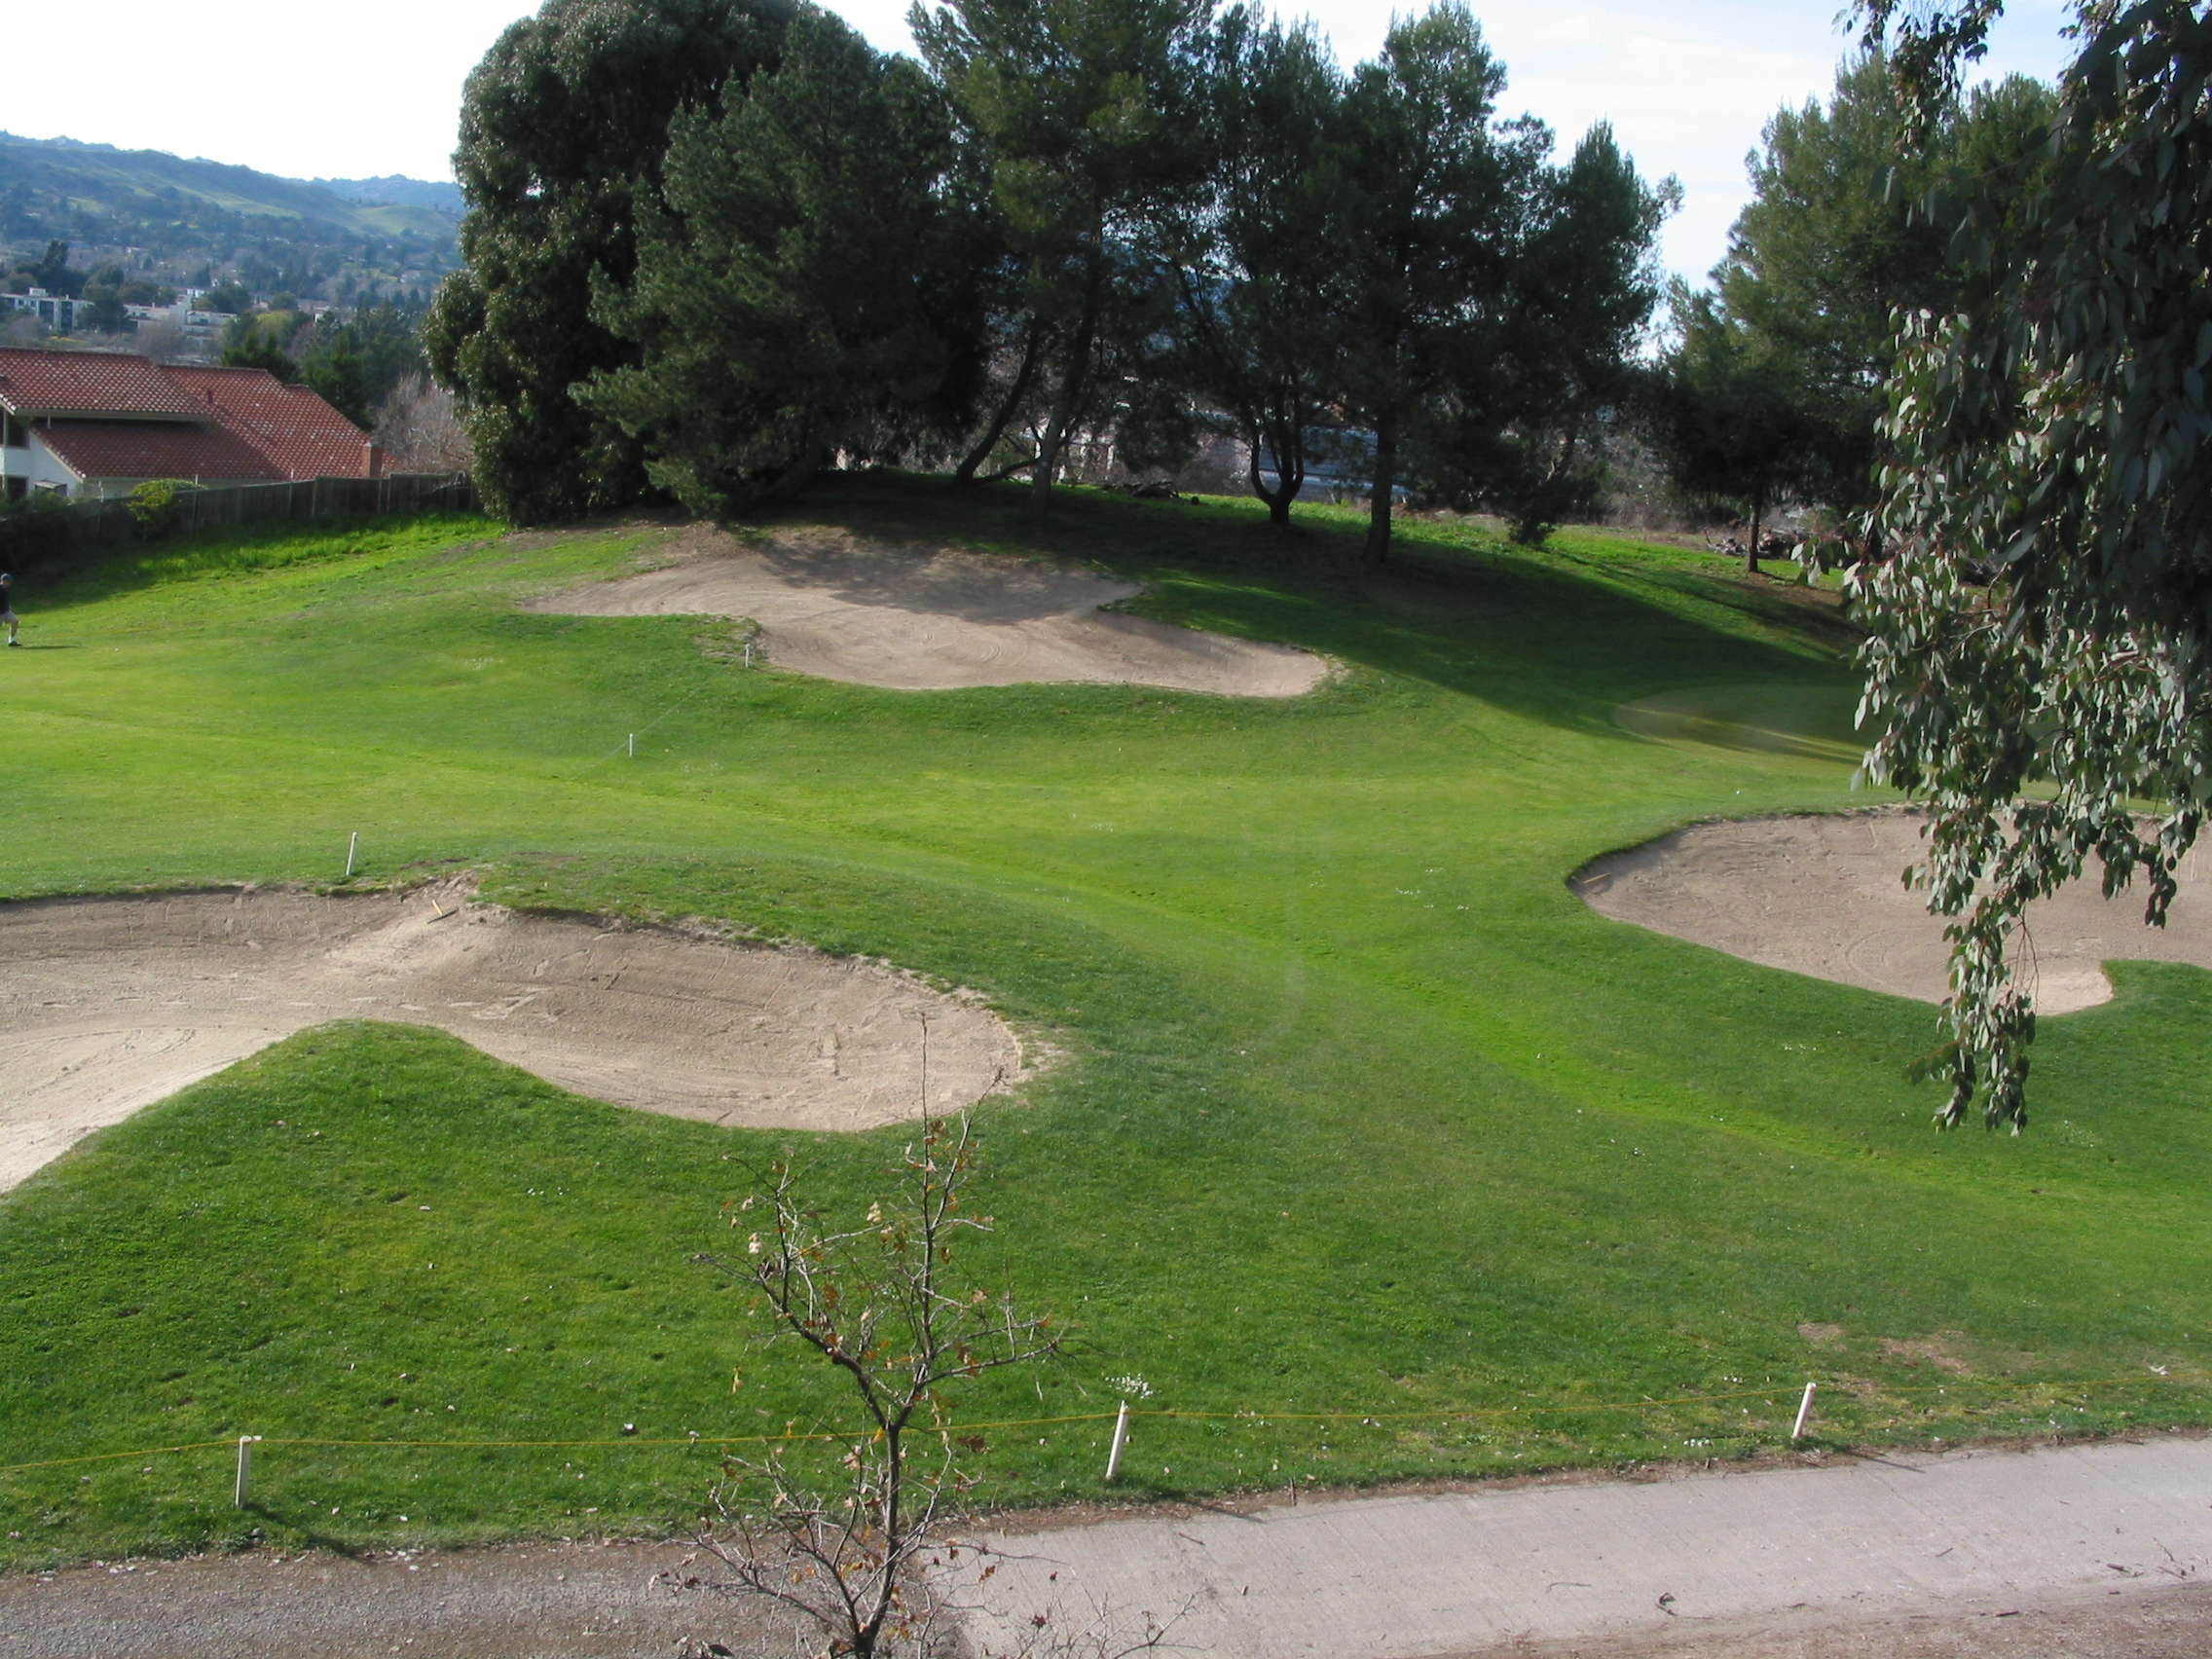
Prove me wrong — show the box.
[2,483,2206,1567]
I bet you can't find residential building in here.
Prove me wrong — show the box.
[0,347,379,501]
[0,289,85,332]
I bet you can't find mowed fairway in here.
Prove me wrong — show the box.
[3,480,2209,1567]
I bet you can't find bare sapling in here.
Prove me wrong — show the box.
[685,1116,1062,1658]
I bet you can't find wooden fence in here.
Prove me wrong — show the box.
[0,473,482,566]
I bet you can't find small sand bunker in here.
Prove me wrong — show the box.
[526,527,1326,696]
[0,885,1029,1193]
[1576,811,2212,1013]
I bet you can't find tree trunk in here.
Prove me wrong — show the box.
[1746,489,1763,575]
[1026,316,1094,530]
[1360,424,1397,571]
[953,319,1046,487]
[1249,423,1302,531]
[758,439,830,508]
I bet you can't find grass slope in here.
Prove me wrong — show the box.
[1,485,2206,1567]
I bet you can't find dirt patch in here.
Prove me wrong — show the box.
[1573,811,2212,1012]
[1797,1322,1845,1346]
[0,883,1030,1193]
[1880,1336,1974,1377]
[524,524,1327,696]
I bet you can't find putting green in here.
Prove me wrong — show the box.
[1,485,2206,1568]
[1613,682,1865,770]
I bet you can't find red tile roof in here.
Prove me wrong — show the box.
[0,348,204,419]
[168,366,379,480]
[35,421,282,484]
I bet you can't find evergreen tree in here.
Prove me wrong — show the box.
[582,10,981,514]
[1171,6,1349,528]
[1329,3,1549,569]
[424,0,795,523]
[913,0,1216,525]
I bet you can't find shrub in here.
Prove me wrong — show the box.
[127,479,196,539]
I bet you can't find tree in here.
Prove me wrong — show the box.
[686,1117,1061,1659]
[1846,0,2212,1130]
[199,279,251,313]
[1329,3,1550,569]
[216,317,301,383]
[424,0,796,523]
[913,0,1216,527]
[582,10,979,515]
[1642,285,1816,572]
[1713,55,2056,532]
[1169,6,1348,529]
[1414,122,1675,546]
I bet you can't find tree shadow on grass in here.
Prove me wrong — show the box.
[773,471,1862,745]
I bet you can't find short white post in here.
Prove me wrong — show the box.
[1105,1400,1130,1482]
[234,1435,259,1507]
[628,732,635,757]
[345,831,357,877]
[743,640,753,669]
[1791,1382,1819,1442]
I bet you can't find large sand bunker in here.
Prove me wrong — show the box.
[526,528,1326,696]
[1577,812,2212,1013]
[0,885,1028,1194]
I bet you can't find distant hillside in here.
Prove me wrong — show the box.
[311,175,465,215]
[0,133,457,296]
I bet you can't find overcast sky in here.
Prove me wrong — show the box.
[10,0,2075,284]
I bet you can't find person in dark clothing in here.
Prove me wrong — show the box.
[0,573,16,645]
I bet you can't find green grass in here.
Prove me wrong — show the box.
[2,481,2207,1567]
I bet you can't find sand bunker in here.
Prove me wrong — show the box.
[1576,811,2212,1013]
[526,527,1326,696]
[0,885,1028,1193]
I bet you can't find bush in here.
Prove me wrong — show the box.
[127,479,196,539]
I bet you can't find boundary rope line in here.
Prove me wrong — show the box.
[2,1375,2193,1480]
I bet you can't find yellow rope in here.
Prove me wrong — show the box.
[0,1376,2187,1479]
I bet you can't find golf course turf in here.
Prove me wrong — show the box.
[2,479,2207,1567]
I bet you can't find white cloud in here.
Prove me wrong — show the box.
[9,0,2073,283]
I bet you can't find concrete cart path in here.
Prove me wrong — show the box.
[954,1437,2212,1658]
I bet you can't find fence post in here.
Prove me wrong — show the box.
[1105,1400,1131,1481]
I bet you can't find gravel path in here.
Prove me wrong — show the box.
[7,1440,2210,1657]
[956,1436,2212,1658]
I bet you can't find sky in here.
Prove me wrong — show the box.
[8,0,2076,285]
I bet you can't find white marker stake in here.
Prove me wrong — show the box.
[235,1435,259,1507]
[1791,1382,1819,1442]
[628,733,635,757]
[346,832,357,877]
[1105,1400,1130,1482]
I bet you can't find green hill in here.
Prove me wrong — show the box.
[0,133,457,289]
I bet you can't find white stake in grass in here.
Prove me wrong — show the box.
[234,1435,260,1507]
[628,732,635,757]
[345,831,357,878]
[1105,1400,1131,1482]
[1790,1382,1819,1442]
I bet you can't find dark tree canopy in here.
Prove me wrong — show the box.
[1327,3,1549,568]
[424,0,796,523]
[913,0,1216,525]
[1417,122,1675,546]
[1849,0,2212,1130]
[1170,6,1348,527]
[582,10,980,514]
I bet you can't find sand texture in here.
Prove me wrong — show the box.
[526,527,1327,696]
[0,885,1028,1193]
[1576,811,2212,1011]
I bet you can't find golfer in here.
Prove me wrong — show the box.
[0,573,16,646]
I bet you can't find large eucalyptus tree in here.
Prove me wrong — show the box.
[1851,0,2212,1130]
